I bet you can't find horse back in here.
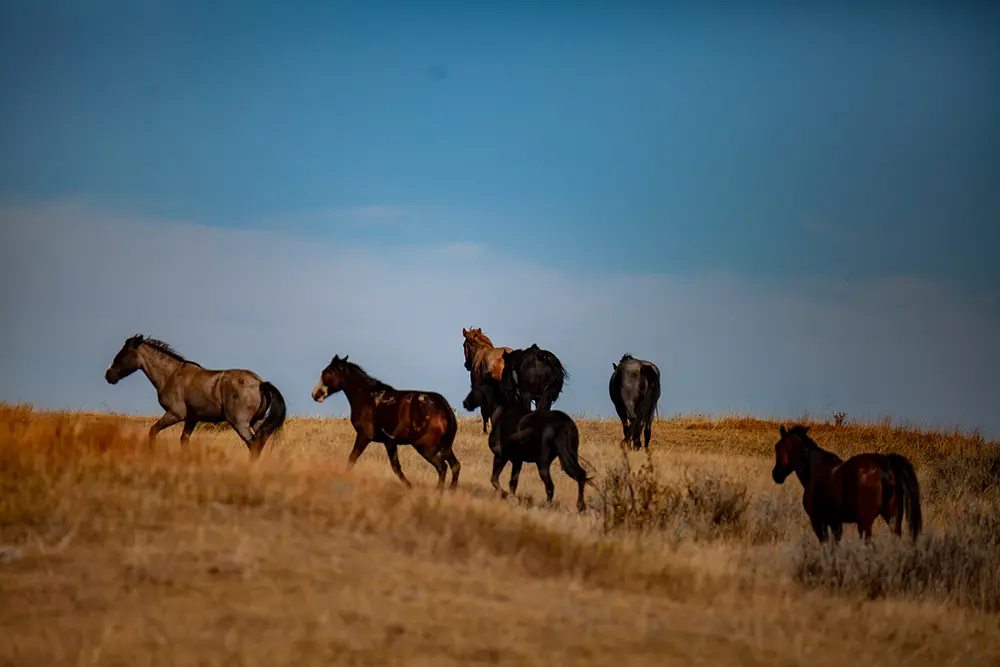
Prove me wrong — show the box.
[372,389,454,444]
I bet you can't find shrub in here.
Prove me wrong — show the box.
[791,499,1000,612]
[596,451,750,542]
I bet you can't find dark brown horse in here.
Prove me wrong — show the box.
[500,344,567,411]
[311,355,461,490]
[464,379,590,511]
[771,424,923,543]
[461,327,512,433]
[609,353,661,450]
[104,334,287,458]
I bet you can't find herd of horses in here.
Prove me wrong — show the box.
[103,329,923,544]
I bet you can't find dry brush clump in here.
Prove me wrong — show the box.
[594,450,779,544]
[790,497,1000,612]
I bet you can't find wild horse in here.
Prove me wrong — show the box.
[312,354,461,490]
[461,327,513,433]
[464,379,590,511]
[609,353,661,450]
[104,334,287,458]
[771,424,923,543]
[500,344,568,411]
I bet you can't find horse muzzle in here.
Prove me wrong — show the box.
[104,369,119,385]
[772,467,789,484]
[311,381,329,403]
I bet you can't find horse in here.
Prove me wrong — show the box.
[609,353,661,450]
[103,334,287,458]
[771,424,923,543]
[499,344,568,411]
[461,327,513,433]
[311,354,461,490]
[463,379,590,512]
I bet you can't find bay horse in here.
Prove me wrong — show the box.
[463,378,590,512]
[311,355,460,490]
[609,353,661,450]
[771,424,923,543]
[461,327,512,433]
[103,334,287,458]
[499,344,568,411]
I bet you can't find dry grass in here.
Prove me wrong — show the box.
[1,402,999,666]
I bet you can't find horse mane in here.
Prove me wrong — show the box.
[467,328,494,347]
[620,352,634,363]
[133,334,202,367]
[338,359,395,392]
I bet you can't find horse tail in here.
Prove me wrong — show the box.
[537,349,567,407]
[256,381,287,448]
[551,421,592,485]
[626,364,660,447]
[442,399,459,451]
[886,453,923,540]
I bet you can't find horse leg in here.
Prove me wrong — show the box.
[347,433,372,466]
[148,412,183,448]
[491,454,508,498]
[230,420,260,458]
[413,441,448,490]
[383,442,412,488]
[442,448,461,490]
[830,522,844,543]
[508,460,523,497]
[643,420,652,450]
[537,462,556,505]
[810,515,829,543]
[180,419,197,445]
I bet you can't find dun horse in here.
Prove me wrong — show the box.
[464,379,590,512]
[104,334,287,458]
[461,327,513,433]
[609,353,661,450]
[311,355,461,490]
[771,424,923,543]
[500,344,568,411]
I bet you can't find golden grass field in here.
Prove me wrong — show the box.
[2,402,999,666]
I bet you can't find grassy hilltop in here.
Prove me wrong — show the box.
[1,403,999,666]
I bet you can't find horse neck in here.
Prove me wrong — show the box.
[796,442,838,487]
[339,369,382,408]
[136,344,186,393]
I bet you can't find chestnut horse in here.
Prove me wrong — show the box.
[771,425,923,543]
[461,327,512,433]
[311,355,461,490]
[104,334,287,458]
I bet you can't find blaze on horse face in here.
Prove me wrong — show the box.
[772,424,807,484]
[311,354,349,403]
[104,335,144,385]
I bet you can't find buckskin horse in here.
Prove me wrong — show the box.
[609,353,661,450]
[311,354,461,490]
[464,378,590,512]
[771,424,923,543]
[500,344,568,411]
[461,327,513,433]
[103,334,287,458]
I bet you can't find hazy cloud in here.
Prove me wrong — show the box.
[1,202,998,439]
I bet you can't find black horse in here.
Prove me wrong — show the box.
[499,344,567,410]
[463,379,590,512]
[609,353,661,449]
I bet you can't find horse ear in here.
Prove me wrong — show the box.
[462,328,468,335]
[343,355,349,362]
[612,363,618,371]
[779,425,787,437]
[801,426,809,434]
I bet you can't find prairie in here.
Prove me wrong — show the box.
[1,403,999,666]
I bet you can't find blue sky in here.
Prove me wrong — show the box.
[1,1,999,437]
